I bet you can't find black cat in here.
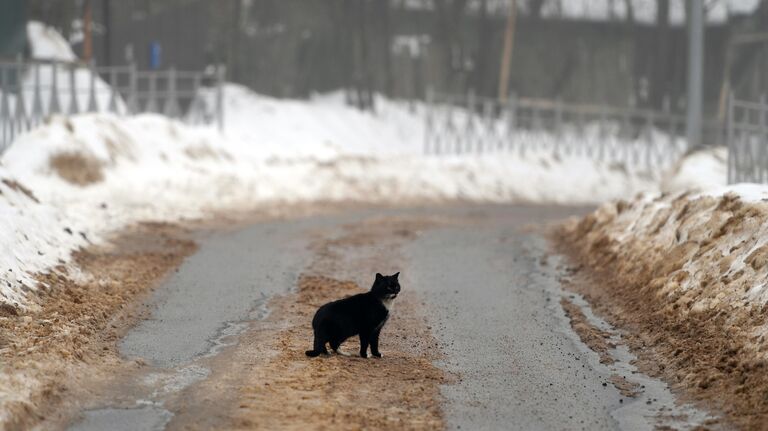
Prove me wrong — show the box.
[305,272,400,358]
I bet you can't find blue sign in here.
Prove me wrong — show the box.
[149,42,162,69]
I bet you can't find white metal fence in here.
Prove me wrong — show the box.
[424,91,692,172]
[0,59,225,153]
[726,94,768,184]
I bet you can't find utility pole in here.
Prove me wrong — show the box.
[685,0,704,150]
[497,0,516,102]
[103,0,111,65]
[83,0,93,62]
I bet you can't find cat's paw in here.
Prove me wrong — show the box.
[372,352,382,358]
[360,352,368,358]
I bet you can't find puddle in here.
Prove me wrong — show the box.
[144,364,211,398]
[529,236,715,430]
[70,406,172,431]
[561,292,714,430]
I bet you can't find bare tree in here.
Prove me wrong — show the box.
[650,0,671,109]
[374,0,394,97]
[434,0,470,93]
[472,0,492,95]
[528,0,546,19]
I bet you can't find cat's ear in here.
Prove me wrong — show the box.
[393,272,400,279]
[375,273,384,281]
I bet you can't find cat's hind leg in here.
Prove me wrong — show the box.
[329,337,351,356]
[305,333,329,357]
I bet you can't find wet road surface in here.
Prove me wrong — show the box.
[67,205,712,431]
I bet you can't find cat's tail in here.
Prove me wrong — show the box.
[305,350,322,357]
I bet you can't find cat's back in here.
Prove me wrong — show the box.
[313,292,383,322]
[314,292,366,319]
[327,291,376,311]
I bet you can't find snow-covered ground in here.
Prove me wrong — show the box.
[0,92,662,310]
[0,21,729,312]
[403,0,760,24]
[661,146,728,193]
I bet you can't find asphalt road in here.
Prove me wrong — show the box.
[68,205,710,431]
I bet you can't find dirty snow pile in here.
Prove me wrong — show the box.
[563,187,768,350]
[0,100,657,310]
[661,146,728,193]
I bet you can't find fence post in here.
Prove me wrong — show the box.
[597,107,607,161]
[424,86,434,155]
[216,64,226,131]
[531,100,541,132]
[644,110,654,172]
[554,98,563,135]
[49,62,61,114]
[87,60,98,112]
[726,91,735,184]
[107,68,118,113]
[623,96,635,165]
[68,63,79,114]
[554,98,563,156]
[506,91,517,152]
[662,95,675,153]
[127,62,138,114]
[13,59,28,134]
[481,98,494,153]
[464,89,476,154]
[164,68,180,118]
[446,96,457,154]
[146,72,158,113]
[187,74,203,124]
[31,62,43,126]
[760,94,767,183]
[1,67,9,149]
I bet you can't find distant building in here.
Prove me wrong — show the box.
[0,0,28,61]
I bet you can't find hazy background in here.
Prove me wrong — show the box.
[0,0,762,117]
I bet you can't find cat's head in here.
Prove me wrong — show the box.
[371,272,401,299]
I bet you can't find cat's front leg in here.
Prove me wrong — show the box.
[359,333,369,358]
[370,328,382,358]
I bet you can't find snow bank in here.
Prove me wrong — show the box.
[403,0,760,24]
[0,169,89,310]
[26,21,77,62]
[543,0,759,24]
[0,85,658,310]
[562,188,768,353]
[216,84,424,158]
[661,147,727,193]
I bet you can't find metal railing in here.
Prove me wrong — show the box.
[726,94,768,184]
[424,90,692,173]
[0,59,225,153]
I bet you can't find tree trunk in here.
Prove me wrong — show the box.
[473,0,490,96]
[497,0,516,102]
[651,0,671,109]
[377,0,394,97]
